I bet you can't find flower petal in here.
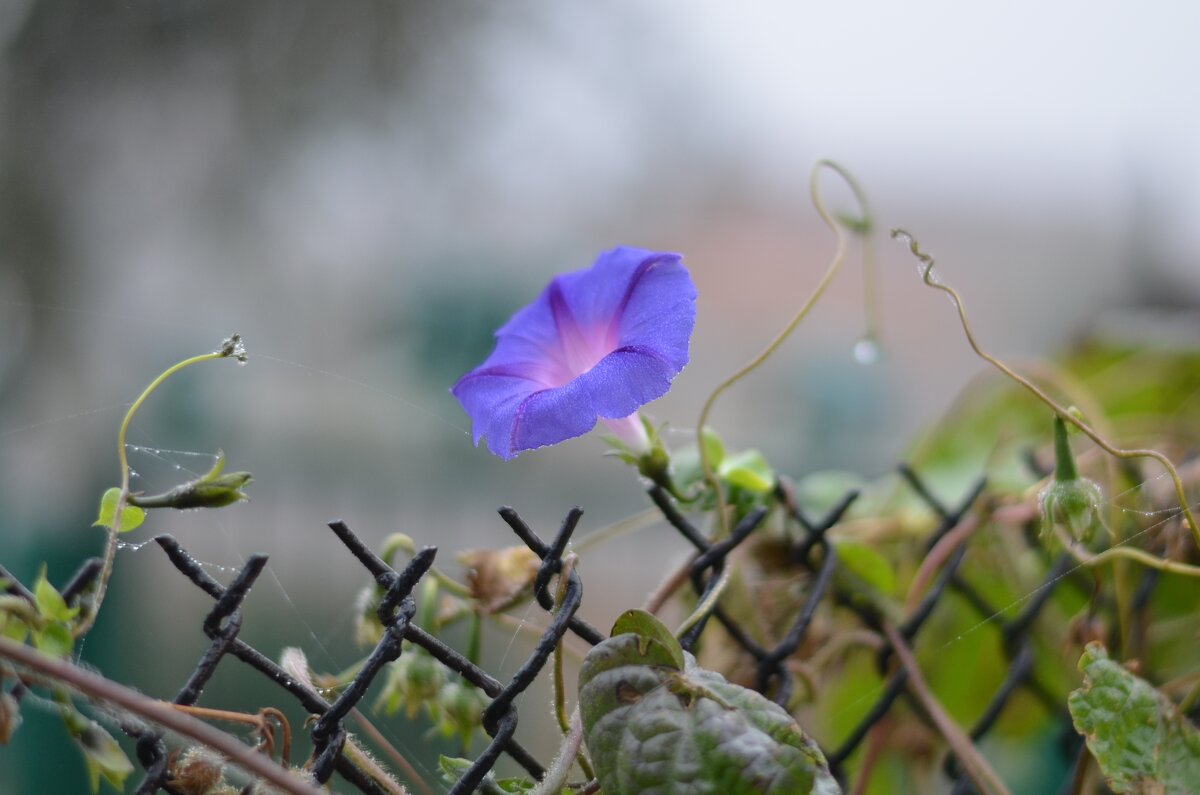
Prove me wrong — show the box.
[511,345,679,453]
[548,247,681,334]
[451,247,697,459]
[451,366,543,459]
[614,253,696,371]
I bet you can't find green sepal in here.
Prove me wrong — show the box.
[1068,642,1200,793]
[605,417,683,496]
[128,451,252,510]
[1039,476,1104,545]
[93,488,145,534]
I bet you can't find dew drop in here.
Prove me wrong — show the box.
[853,337,880,365]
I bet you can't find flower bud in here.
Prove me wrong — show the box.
[1039,413,1104,545]
[129,451,251,510]
[636,439,672,488]
[1039,477,1104,545]
[353,583,385,648]
[434,680,488,749]
[377,648,445,718]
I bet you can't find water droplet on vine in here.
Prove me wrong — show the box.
[853,338,879,365]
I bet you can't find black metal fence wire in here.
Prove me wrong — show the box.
[9,462,1163,794]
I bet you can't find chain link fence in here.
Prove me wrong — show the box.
[15,462,1166,793]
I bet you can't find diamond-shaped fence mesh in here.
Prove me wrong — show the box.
[3,462,1165,794]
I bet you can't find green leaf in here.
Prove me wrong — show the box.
[438,755,539,794]
[1068,642,1200,794]
[830,539,897,597]
[699,426,725,470]
[33,623,74,658]
[202,451,226,480]
[668,447,704,496]
[33,569,78,623]
[93,488,145,534]
[719,449,775,494]
[579,637,841,795]
[610,609,685,672]
[62,709,134,793]
[794,470,868,516]
[0,610,28,644]
[438,756,471,779]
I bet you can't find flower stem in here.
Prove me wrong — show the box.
[696,159,872,538]
[349,708,433,795]
[881,622,1013,795]
[674,565,731,638]
[600,413,650,455]
[550,554,593,779]
[1053,415,1079,482]
[76,342,240,638]
[681,160,872,640]
[1055,526,1200,578]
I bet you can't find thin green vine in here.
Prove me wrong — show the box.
[892,229,1200,560]
[75,334,247,638]
[677,160,875,639]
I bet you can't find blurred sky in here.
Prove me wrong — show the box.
[0,2,1198,788]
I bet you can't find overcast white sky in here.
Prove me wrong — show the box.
[667,3,1195,159]
[434,1,1200,285]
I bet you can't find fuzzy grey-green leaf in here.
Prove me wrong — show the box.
[1068,642,1200,794]
[579,634,840,795]
[610,609,685,672]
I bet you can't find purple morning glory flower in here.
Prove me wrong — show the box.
[451,246,697,460]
